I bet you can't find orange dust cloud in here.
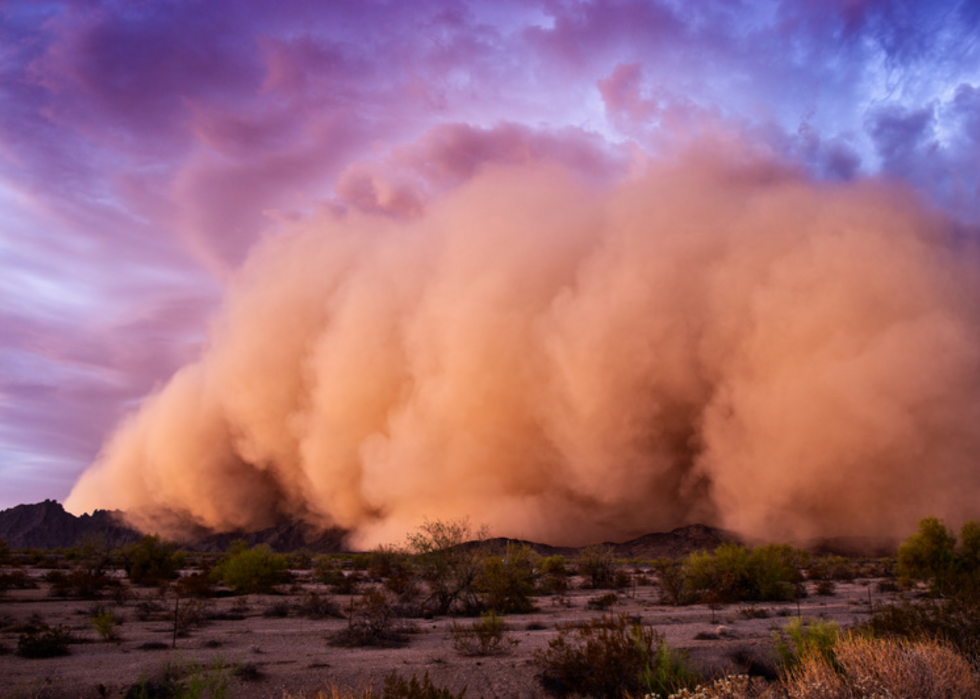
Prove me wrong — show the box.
[66,141,980,548]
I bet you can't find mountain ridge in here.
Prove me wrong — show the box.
[0,501,894,558]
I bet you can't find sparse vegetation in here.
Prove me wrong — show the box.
[16,623,72,658]
[680,543,807,605]
[576,545,617,589]
[406,518,487,616]
[534,613,697,698]
[124,535,186,586]
[474,543,538,613]
[211,541,288,594]
[773,617,839,673]
[450,610,517,656]
[782,634,979,699]
[897,516,980,596]
[332,589,408,647]
[92,607,121,641]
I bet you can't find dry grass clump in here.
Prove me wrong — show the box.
[783,634,979,699]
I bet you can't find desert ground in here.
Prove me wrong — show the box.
[0,560,899,699]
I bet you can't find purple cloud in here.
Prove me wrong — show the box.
[1,0,978,513]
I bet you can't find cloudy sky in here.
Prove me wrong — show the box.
[2,0,979,514]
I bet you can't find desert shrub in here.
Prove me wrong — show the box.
[175,571,215,598]
[681,543,806,604]
[0,568,37,593]
[475,543,538,613]
[0,537,10,565]
[124,535,185,586]
[297,591,342,619]
[875,578,901,593]
[450,610,518,656]
[92,608,121,641]
[233,661,263,682]
[641,639,701,698]
[537,555,569,595]
[814,580,836,596]
[576,545,617,589]
[895,516,980,598]
[534,613,696,698]
[737,605,770,619]
[369,544,413,580]
[211,542,288,594]
[773,618,839,673]
[380,671,466,699]
[289,549,314,570]
[897,517,958,592]
[806,555,856,581]
[45,568,119,598]
[332,589,407,647]
[125,657,232,699]
[406,518,487,616]
[174,597,214,636]
[315,555,363,594]
[586,592,618,610]
[653,559,689,606]
[782,634,979,699]
[263,599,291,617]
[17,624,72,658]
[864,595,980,663]
[135,596,169,621]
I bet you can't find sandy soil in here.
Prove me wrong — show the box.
[0,567,896,699]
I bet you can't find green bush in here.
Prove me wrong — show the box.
[537,555,569,595]
[475,543,538,613]
[92,608,121,641]
[534,613,696,698]
[379,671,466,699]
[680,543,806,604]
[897,517,980,596]
[576,545,617,589]
[807,555,856,581]
[864,595,980,664]
[124,535,185,586]
[211,542,288,594]
[773,617,839,673]
[451,610,517,656]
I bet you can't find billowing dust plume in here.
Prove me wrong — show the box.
[66,144,980,548]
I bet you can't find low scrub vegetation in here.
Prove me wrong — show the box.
[534,613,697,698]
[211,541,289,594]
[782,634,979,699]
[450,610,517,656]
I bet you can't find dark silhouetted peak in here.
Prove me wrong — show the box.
[0,501,141,550]
[609,524,742,560]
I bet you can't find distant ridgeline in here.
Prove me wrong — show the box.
[0,500,346,553]
[0,500,896,557]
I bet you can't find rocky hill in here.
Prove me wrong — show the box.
[0,499,141,550]
[0,501,890,558]
[0,500,346,553]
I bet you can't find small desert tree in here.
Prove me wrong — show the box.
[475,542,538,613]
[577,545,617,589]
[212,542,288,594]
[897,517,980,597]
[406,518,487,616]
[123,535,185,586]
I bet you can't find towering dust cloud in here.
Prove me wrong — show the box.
[66,146,980,547]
